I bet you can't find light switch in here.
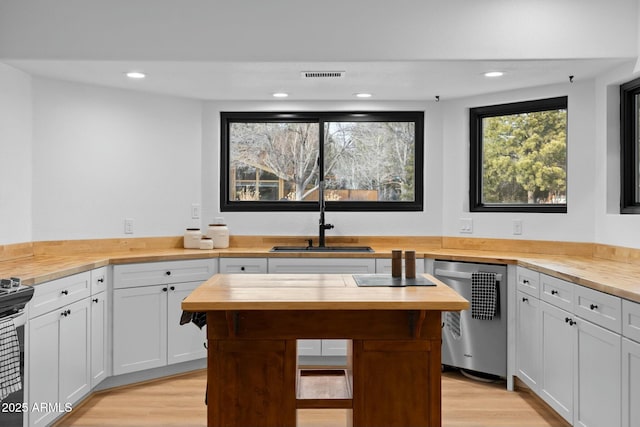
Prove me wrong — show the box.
[513,219,523,235]
[124,218,134,234]
[459,218,473,234]
[191,203,201,219]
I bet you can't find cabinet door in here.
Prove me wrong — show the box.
[219,258,268,273]
[540,300,574,424]
[59,297,91,405]
[28,309,60,427]
[90,291,108,387]
[622,338,640,427]
[297,339,322,356]
[574,319,621,427]
[113,285,168,375]
[167,282,207,364]
[516,291,540,392]
[321,339,349,356]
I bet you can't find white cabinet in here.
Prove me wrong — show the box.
[517,268,624,427]
[622,337,640,427]
[219,257,268,273]
[28,272,92,427]
[268,257,375,274]
[112,260,215,375]
[90,267,108,388]
[267,257,375,358]
[540,299,574,424]
[375,258,425,274]
[574,317,621,427]
[622,299,640,427]
[516,290,540,392]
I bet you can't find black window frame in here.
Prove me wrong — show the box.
[220,111,424,212]
[469,96,568,213]
[620,78,640,214]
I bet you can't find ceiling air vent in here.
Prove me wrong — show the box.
[301,71,346,79]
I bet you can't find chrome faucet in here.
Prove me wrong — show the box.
[318,180,334,248]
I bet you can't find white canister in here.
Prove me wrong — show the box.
[199,237,214,250]
[183,228,202,249]
[207,223,229,248]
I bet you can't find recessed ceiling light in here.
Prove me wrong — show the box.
[484,71,504,78]
[125,71,146,79]
[272,92,289,98]
[355,93,372,98]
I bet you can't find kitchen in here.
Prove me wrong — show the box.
[1,1,640,426]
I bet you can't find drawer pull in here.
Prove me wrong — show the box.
[60,309,71,317]
[590,304,598,310]
[522,279,529,285]
[165,271,172,276]
[170,286,175,291]
[61,290,69,295]
[551,290,558,295]
[98,278,104,283]
[162,287,168,292]
[240,266,246,271]
[93,298,99,303]
[522,297,529,302]
[565,317,576,326]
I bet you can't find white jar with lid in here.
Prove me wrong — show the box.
[207,221,229,249]
[183,228,202,249]
[199,237,214,250]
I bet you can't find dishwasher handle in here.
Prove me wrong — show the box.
[434,268,503,282]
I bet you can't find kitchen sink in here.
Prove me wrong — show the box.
[270,245,374,253]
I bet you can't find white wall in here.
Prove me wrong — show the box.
[31,78,203,240]
[441,79,598,243]
[201,100,443,237]
[0,64,32,244]
[594,61,640,248]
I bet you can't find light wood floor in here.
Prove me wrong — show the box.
[57,369,569,427]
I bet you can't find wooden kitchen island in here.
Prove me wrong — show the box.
[181,274,468,427]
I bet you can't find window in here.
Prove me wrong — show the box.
[220,112,424,211]
[470,97,568,213]
[620,78,640,213]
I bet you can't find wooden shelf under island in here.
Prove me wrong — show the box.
[181,273,469,427]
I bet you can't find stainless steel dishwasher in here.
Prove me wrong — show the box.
[434,260,507,378]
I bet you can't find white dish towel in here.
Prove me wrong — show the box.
[0,318,22,402]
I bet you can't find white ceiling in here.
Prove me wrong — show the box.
[1,0,637,101]
[4,58,631,101]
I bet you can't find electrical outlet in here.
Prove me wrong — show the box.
[124,218,134,234]
[191,203,201,219]
[513,219,523,235]
[459,218,473,234]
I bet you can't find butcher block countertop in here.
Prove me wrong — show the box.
[1,235,639,303]
[181,273,470,311]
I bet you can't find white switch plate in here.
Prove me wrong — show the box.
[512,219,523,235]
[459,218,473,234]
[124,218,134,234]
[191,203,201,219]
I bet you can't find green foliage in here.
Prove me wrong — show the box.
[482,110,567,204]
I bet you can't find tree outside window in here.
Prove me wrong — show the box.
[470,97,568,213]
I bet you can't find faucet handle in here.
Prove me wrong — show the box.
[307,239,314,248]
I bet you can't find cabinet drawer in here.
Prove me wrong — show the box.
[375,259,425,275]
[91,267,108,295]
[517,267,540,298]
[268,258,375,274]
[29,271,91,319]
[113,259,217,289]
[219,258,268,274]
[623,299,640,342]
[574,285,622,333]
[540,274,573,312]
